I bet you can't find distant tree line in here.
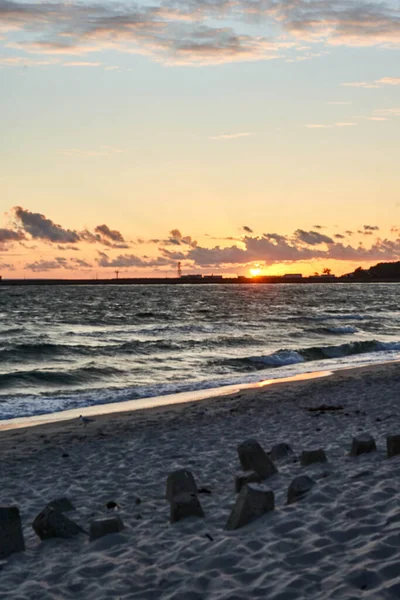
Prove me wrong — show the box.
[341,261,400,281]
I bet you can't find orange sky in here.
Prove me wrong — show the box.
[1,0,399,278]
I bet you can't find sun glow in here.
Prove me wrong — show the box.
[250,266,261,277]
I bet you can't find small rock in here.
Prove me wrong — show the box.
[269,443,294,462]
[287,475,315,504]
[198,487,212,495]
[135,497,141,505]
[89,516,124,541]
[387,435,400,458]
[170,493,204,523]
[0,506,25,559]
[237,439,278,479]
[32,506,85,540]
[234,470,262,493]
[350,434,377,457]
[226,484,274,530]
[47,498,75,513]
[166,469,198,501]
[62,453,69,458]
[106,501,119,510]
[301,449,327,466]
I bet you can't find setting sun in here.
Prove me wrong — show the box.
[250,267,261,277]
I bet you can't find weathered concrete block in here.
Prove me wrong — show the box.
[32,506,85,540]
[270,443,294,462]
[166,469,197,501]
[47,497,75,513]
[301,449,327,466]
[89,516,124,541]
[387,435,400,458]
[237,439,278,479]
[0,506,25,559]
[287,475,315,504]
[170,493,204,523]
[235,470,262,493]
[225,484,275,530]
[350,434,377,457]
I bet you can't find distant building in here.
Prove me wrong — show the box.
[180,274,203,280]
[204,275,223,281]
[283,273,303,279]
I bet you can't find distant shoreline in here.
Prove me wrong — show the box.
[1,277,400,285]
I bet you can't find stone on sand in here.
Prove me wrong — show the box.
[89,516,124,541]
[32,506,85,540]
[235,470,263,493]
[166,469,198,501]
[270,443,294,462]
[350,434,377,457]
[47,497,75,513]
[287,475,315,504]
[386,435,400,458]
[0,506,25,559]
[226,484,275,530]
[170,493,204,523]
[301,449,327,466]
[237,439,278,479]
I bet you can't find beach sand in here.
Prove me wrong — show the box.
[1,362,400,599]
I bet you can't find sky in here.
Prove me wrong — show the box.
[1,0,399,279]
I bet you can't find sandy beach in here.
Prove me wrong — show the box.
[1,361,400,599]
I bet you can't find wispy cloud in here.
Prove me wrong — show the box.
[305,122,356,129]
[209,132,254,140]
[63,61,102,67]
[342,76,400,88]
[374,107,400,117]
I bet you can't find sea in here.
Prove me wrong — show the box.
[1,283,400,420]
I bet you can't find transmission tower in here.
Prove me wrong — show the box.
[177,262,182,278]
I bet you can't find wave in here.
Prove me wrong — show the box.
[0,334,262,363]
[0,365,124,390]
[0,327,26,336]
[215,340,400,372]
[311,326,358,335]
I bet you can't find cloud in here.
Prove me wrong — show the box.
[305,122,356,129]
[209,132,254,140]
[164,229,197,247]
[11,205,130,248]
[63,61,101,67]
[96,252,171,268]
[94,224,125,243]
[364,225,380,231]
[1,0,398,68]
[0,228,25,242]
[294,229,334,246]
[334,233,346,239]
[242,225,253,234]
[24,256,92,271]
[342,76,400,88]
[13,206,80,243]
[0,0,284,66]
[25,257,73,272]
[373,107,400,117]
